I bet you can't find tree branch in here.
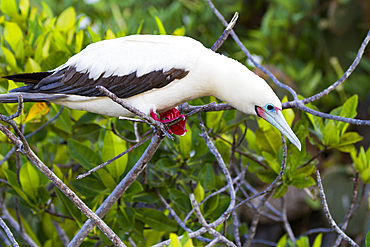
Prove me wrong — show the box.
[0,217,19,247]
[69,133,164,246]
[0,102,126,247]
[315,170,359,247]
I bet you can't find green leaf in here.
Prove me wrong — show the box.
[74,30,84,53]
[137,208,178,231]
[296,236,309,247]
[172,27,185,36]
[1,46,19,72]
[102,130,127,180]
[87,26,101,43]
[203,194,219,218]
[194,182,204,211]
[56,7,76,31]
[273,183,287,199]
[68,139,102,170]
[96,168,117,190]
[53,31,72,55]
[277,234,287,247]
[168,189,191,212]
[117,207,135,232]
[256,169,277,183]
[4,22,23,53]
[169,233,181,247]
[179,123,192,158]
[323,122,340,147]
[255,128,281,155]
[55,189,84,227]
[365,230,370,247]
[122,181,143,200]
[206,97,223,130]
[292,175,316,189]
[3,169,32,205]
[25,57,41,73]
[19,0,29,18]
[201,163,216,191]
[155,16,167,35]
[313,233,323,247]
[70,177,106,198]
[334,132,363,152]
[19,162,40,200]
[0,0,18,18]
[105,28,116,40]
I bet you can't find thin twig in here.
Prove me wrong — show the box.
[245,189,274,247]
[211,12,239,51]
[69,133,164,246]
[157,190,211,243]
[25,106,64,139]
[0,106,126,247]
[184,164,248,223]
[96,85,174,140]
[206,0,370,126]
[0,217,19,247]
[285,30,370,106]
[315,170,359,247]
[232,211,241,247]
[189,193,236,247]
[231,135,287,212]
[1,203,38,247]
[76,132,155,179]
[198,113,236,216]
[333,173,360,247]
[282,196,296,243]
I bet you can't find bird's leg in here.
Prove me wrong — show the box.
[150,109,187,136]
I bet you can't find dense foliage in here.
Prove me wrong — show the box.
[0,0,368,246]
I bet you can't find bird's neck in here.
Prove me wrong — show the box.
[200,50,261,115]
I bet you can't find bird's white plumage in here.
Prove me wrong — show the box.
[57,35,204,79]
[2,35,301,149]
[48,34,282,118]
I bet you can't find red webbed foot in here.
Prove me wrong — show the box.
[150,108,187,136]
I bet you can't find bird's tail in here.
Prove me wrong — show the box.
[0,92,66,103]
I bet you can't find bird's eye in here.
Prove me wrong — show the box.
[266,104,274,112]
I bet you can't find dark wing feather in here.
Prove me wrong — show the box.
[8,66,189,99]
[3,72,53,84]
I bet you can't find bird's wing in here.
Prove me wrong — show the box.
[9,36,200,98]
[14,66,189,99]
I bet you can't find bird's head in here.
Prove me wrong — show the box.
[254,101,301,151]
[237,74,301,151]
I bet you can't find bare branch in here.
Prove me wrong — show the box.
[157,190,211,243]
[315,170,359,247]
[189,193,236,247]
[297,30,369,105]
[69,133,164,246]
[211,12,239,51]
[231,135,287,212]
[245,189,274,247]
[282,197,296,243]
[184,164,248,223]
[198,113,236,217]
[76,131,155,179]
[333,173,360,247]
[0,217,19,247]
[1,203,38,247]
[25,106,64,139]
[96,85,174,140]
[232,211,241,247]
[205,0,299,100]
[0,104,125,247]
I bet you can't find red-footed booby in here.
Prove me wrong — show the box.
[1,34,301,150]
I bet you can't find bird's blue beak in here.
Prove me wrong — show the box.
[256,105,301,151]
